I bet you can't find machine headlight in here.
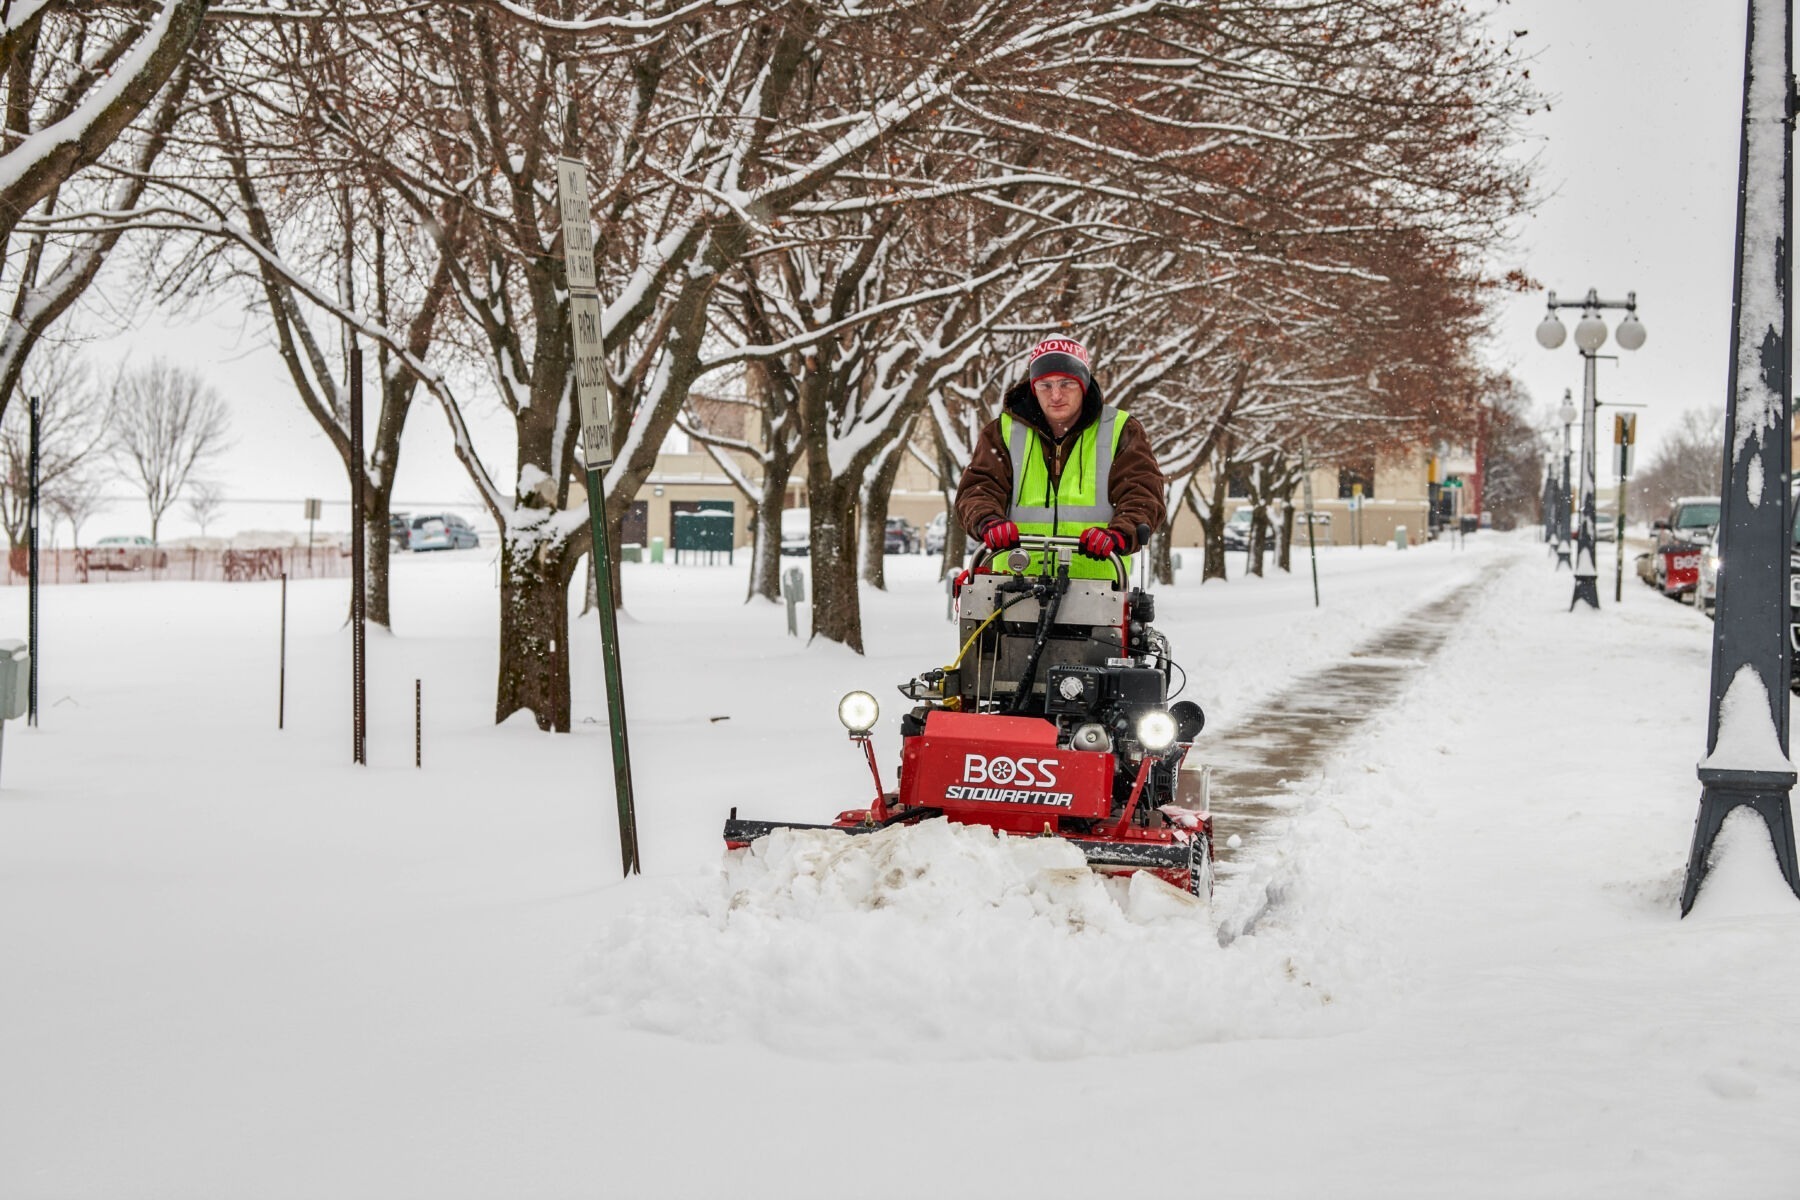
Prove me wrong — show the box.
[837,690,879,734]
[1136,709,1177,752]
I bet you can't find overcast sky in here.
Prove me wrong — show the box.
[1492,0,1747,472]
[72,0,1759,540]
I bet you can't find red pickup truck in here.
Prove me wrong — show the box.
[1644,496,1720,600]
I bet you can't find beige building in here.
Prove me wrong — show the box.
[1177,449,1439,549]
[619,416,1437,553]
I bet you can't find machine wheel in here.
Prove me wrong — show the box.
[1186,832,1215,900]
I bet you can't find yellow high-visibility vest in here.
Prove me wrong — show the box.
[1000,405,1129,580]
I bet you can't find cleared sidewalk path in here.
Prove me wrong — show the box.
[1207,558,1510,876]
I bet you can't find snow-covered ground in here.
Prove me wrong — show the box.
[2,534,1795,1198]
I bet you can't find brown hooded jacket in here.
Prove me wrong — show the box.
[955,376,1166,552]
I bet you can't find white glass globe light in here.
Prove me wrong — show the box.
[1559,396,1578,425]
[1615,312,1647,351]
[1574,312,1609,352]
[1535,313,1568,350]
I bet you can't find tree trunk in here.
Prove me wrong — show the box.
[1198,470,1229,581]
[748,442,797,603]
[932,432,968,578]
[807,476,862,651]
[362,505,395,625]
[940,516,968,578]
[497,533,577,731]
[859,436,906,590]
[1152,521,1180,586]
[1277,503,1296,573]
[1150,522,1175,586]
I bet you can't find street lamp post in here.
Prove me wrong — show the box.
[1536,290,1647,608]
[1554,390,1576,571]
[1541,465,1556,546]
[1680,0,1799,913]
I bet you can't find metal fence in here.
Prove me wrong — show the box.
[2,547,353,586]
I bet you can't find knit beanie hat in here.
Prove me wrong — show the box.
[1027,337,1092,390]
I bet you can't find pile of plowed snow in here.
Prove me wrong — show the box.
[578,819,1365,1059]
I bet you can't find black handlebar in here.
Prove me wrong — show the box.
[968,533,1130,587]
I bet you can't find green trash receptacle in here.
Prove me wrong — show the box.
[620,544,643,564]
[0,639,28,720]
[1394,525,1408,550]
[650,537,665,564]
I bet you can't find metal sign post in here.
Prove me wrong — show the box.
[558,155,641,877]
[1613,413,1636,601]
[305,498,321,568]
[27,392,39,727]
[349,349,367,766]
[1300,439,1320,607]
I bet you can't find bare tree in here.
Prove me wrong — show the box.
[0,1,206,419]
[182,479,224,536]
[0,345,110,553]
[108,360,230,543]
[0,0,207,246]
[1633,407,1725,518]
[48,473,106,549]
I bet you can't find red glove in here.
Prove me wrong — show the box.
[981,519,1021,551]
[1078,527,1126,559]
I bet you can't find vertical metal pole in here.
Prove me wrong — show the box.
[1542,467,1556,545]
[350,348,367,766]
[415,678,421,768]
[1571,353,1601,609]
[586,469,641,874]
[1301,440,1320,608]
[1682,0,1800,913]
[1615,473,1628,602]
[27,392,39,727]
[1560,421,1573,548]
[279,572,287,730]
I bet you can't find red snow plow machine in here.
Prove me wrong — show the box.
[724,532,1214,896]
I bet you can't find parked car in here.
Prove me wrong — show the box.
[1646,495,1721,598]
[408,512,479,551]
[1790,492,1800,688]
[1699,542,1719,615]
[1593,504,1618,542]
[779,507,810,556]
[884,516,920,554]
[92,535,168,571]
[1221,507,1254,551]
[924,512,948,555]
[390,513,412,551]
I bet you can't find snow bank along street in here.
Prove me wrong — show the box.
[2,534,1796,1198]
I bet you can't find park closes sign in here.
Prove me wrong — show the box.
[556,156,612,467]
[569,293,610,466]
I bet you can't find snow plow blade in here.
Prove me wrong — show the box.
[723,811,1189,871]
[722,807,942,847]
[1060,837,1191,872]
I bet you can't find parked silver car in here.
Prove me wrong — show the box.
[92,535,168,571]
[408,513,479,551]
[924,512,948,555]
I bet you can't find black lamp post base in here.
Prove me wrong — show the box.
[1554,548,1572,571]
[1680,778,1800,915]
[1570,577,1599,609]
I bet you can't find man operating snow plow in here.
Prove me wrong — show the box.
[723,533,1214,896]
